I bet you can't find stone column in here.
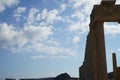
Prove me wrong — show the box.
[91,26,98,80]
[113,53,118,80]
[92,21,108,80]
[117,67,120,80]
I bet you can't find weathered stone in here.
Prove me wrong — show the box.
[117,67,120,80]
[101,0,116,5]
[112,53,120,80]
[113,53,117,80]
[79,0,120,80]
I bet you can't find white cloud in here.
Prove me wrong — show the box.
[23,42,76,56]
[69,19,89,33]
[69,22,80,31]
[69,0,81,8]
[27,8,39,25]
[46,39,60,46]
[60,3,67,11]
[32,55,68,59]
[71,10,85,21]
[0,23,53,48]
[67,0,101,32]
[1,0,105,59]
[46,9,61,24]
[104,23,120,35]
[0,23,14,48]
[68,0,120,36]
[69,0,100,9]
[13,7,26,20]
[0,0,19,12]
[0,22,76,57]
[23,25,53,40]
[67,0,100,34]
[14,7,26,14]
[73,35,80,44]
[69,15,89,34]
[27,8,61,25]
[62,16,73,23]
[0,23,26,48]
[40,8,61,24]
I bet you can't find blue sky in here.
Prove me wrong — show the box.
[0,0,120,80]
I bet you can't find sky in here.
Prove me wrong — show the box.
[0,0,120,80]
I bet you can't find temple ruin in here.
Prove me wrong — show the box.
[113,53,120,80]
[79,0,120,80]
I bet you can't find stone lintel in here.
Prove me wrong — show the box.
[101,0,116,5]
[90,5,120,27]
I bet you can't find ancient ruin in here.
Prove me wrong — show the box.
[79,0,120,80]
[113,53,120,80]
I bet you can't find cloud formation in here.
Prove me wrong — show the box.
[0,22,75,56]
[1,0,120,59]
[0,0,19,12]
[104,23,120,35]
[0,23,53,50]
[73,35,80,44]
[27,8,61,25]
[0,4,75,57]
[32,55,68,59]
[13,7,26,20]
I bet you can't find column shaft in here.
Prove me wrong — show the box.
[92,21,108,80]
[113,53,118,80]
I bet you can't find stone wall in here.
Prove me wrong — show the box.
[79,31,94,80]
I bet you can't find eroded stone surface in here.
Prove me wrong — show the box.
[79,0,120,80]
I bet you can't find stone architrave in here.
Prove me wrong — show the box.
[79,0,120,80]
